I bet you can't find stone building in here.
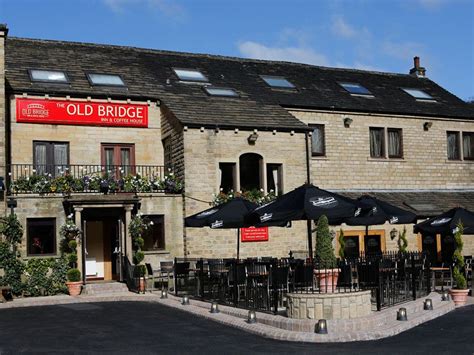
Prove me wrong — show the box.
[0,24,473,284]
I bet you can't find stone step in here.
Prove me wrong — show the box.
[82,282,130,295]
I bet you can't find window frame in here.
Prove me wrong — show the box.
[401,88,435,101]
[162,136,173,170]
[142,215,166,251]
[266,163,283,196]
[28,69,70,84]
[172,68,208,82]
[100,143,136,168]
[447,131,461,161]
[339,82,372,96]
[387,128,403,159]
[27,218,57,256]
[462,131,474,160]
[86,72,127,87]
[33,141,70,176]
[369,127,386,159]
[203,86,240,97]
[260,75,296,89]
[218,162,237,194]
[309,124,326,157]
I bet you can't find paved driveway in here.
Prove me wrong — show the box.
[0,301,472,354]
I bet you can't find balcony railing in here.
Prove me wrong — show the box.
[6,164,183,195]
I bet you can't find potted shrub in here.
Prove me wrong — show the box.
[129,214,152,293]
[314,215,339,292]
[449,222,469,306]
[66,268,82,296]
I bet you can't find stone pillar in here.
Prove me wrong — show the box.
[124,205,134,261]
[74,207,84,281]
[0,25,8,214]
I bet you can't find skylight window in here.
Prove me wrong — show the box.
[204,87,239,97]
[261,75,295,88]
[174,68,208,82]
[402,88,434,100]
[339,82,372,95]
[87,73,126,86]
[29,69,68,83]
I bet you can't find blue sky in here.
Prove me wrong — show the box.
[1,0,473,100]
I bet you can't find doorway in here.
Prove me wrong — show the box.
[83,208,124,282]
[422,234,438,265]
[364,234,382,255]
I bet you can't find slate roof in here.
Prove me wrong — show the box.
[5,37,474,131]
[338,190,474,218]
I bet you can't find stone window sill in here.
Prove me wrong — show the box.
[445,159,474,164]
[367,157,405,162]
[143,250,170,255]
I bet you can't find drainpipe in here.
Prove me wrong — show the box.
[305,132,313,261]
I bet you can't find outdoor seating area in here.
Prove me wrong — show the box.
[135,251,440,314]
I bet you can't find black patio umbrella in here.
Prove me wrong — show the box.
[185,197,258,259]
[344,195,417,250]
[413,207,474,235]
[245,184,366,259]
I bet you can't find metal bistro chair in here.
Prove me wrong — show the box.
[158,261,174,290]
[269,264,290,308]
[227,262,247,304]
[145,263,157,292]
[174,261,190,295]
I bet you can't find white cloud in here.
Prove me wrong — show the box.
[237,41,329,66]
[103,0,186,20]
[331,16,358,38]
[382,41,424,60]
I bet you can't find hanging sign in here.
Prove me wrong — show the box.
[16,98,148,128]
[241,227,269,242]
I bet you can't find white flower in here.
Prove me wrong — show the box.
[149,221,154,226]
[260,188,264,192]
[68,213,74,219]
[32,169,36,173]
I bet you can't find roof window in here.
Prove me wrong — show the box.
[339,82,372,95]
[261,75,295,89]
[29,69,68,83]
[402,88,435,100]
[204,87,239,97]
[87,73,126,87]
[173,68,208,82]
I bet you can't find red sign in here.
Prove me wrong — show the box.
[16,98,148,128]
[241,227,269,242]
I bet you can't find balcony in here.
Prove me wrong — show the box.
[6,164,183,195]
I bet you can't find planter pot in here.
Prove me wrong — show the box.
[314,268,340,293]
[66,281,83,296]
[449,289,469,306]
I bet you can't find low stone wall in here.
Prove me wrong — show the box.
[286,290,372,320]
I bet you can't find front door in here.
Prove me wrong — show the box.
[364,234,382,255]
[422,234,438,265]
[343,236,360,259]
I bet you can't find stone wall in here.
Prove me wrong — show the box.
[183,128,309,258]
[9,95,163,167]
[292,109,474,190]
[161,105,184,181]
[286,290,372,319]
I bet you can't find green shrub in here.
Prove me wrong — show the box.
[315,215,337,269]
[23,258,68,296]
[0,214,24,246]
[338,229,345,259]
[67,253,78,265]
[133,251,145,265]
[453,222,467,289]
[0,241,24,295]
[67,268,81,282]
[397,227,408,253]
[135,264,146,277]
[68,240,77,250]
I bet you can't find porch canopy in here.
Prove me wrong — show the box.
[413,207,474,235]
[245,183,365,259]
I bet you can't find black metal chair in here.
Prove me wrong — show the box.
[158,261,174,290]
[174,261,190,295]
[145,263,156,292]
[269,265,290,308]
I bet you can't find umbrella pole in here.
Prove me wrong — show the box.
[365,225,369,255]
[307,220,313,261]
[237,228,240,261]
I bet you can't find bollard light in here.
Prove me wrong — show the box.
[424,299,433,311]
[210,302,220,314]
[397,307,407,321]
[315,319,328,334]
[247,310,257,324]
[181,295,190,305]
[441,290,450,301]
[160,289,168,299]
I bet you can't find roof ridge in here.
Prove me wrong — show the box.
[8,36,414,78]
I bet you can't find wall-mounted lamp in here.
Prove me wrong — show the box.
[390,228,398,240]
[343,116,353,128]
[156,99,161,107]
[423,121,433,131]
[247,132,259,145]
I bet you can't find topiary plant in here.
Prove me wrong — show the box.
[0,214,23,246]
[452,222,467,289]
[314,215,337,269]
[338,228,345,259]
[397,227,408,253]
[66,268,81,282]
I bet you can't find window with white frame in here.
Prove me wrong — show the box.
[310,124,325,156]
[447,131,461,160]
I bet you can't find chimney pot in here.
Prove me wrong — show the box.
[410,56,426,78]
[414,56,420,69]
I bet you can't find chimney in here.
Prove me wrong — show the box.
[409,56,426,78]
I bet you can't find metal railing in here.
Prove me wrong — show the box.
[6,164,174,194]
[123,257,145,294]
[172,252,432,314]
